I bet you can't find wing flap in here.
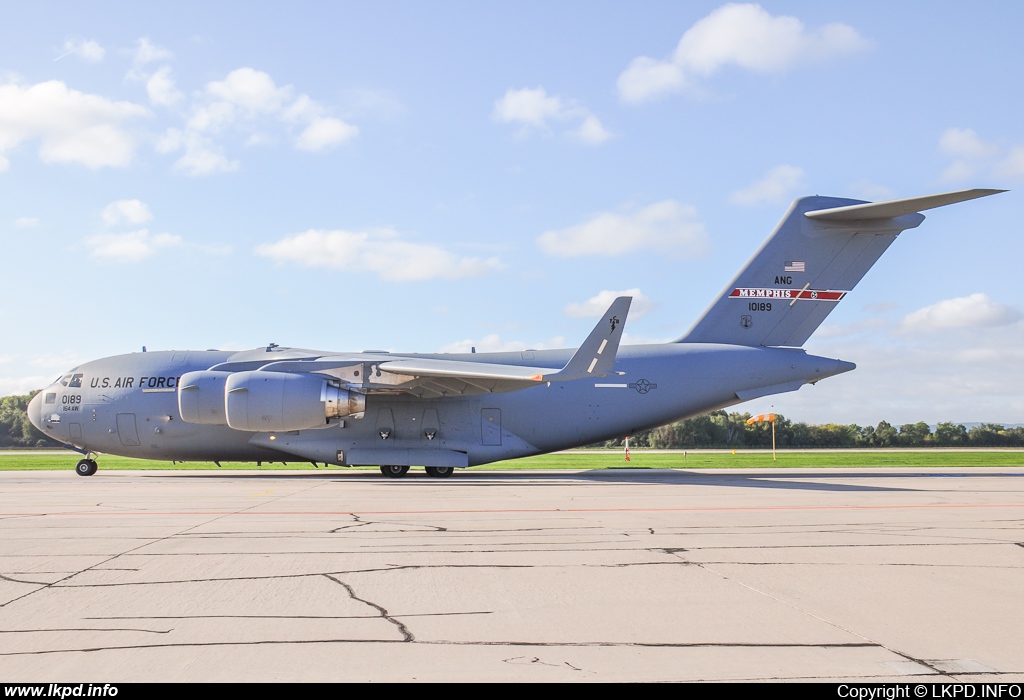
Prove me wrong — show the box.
[377,358,556,382]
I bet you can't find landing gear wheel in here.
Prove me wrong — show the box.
[380,464,410,478]
[425,466,454,478]
[75,459,98,477]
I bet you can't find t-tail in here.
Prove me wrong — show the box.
[677,188,1005,347]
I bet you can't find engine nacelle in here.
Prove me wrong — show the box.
[224,371,365,432]
[178,371,230,425]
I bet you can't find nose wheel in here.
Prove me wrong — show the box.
[380,464,410,478]
[75,459,98,477]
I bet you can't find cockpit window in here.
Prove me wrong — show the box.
[68,374,84,388]
[59,375,71,386]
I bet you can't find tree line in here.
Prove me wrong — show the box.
[1,391,1022,449]
[0,392,56,447]
[604,410,1024,449]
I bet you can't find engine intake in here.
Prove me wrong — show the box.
[178,371,230,425]
[223,371,365,432]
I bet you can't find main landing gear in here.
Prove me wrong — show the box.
[75,458,98,477]
[378,465,455,478]
[380,465,410,478]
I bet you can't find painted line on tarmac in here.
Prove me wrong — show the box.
[3,502,1024,517]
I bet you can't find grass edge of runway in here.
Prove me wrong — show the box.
[1,449,1023,471]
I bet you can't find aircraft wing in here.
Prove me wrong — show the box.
[371,296,632,396]
[205,296,632,398]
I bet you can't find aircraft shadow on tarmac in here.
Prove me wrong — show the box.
[130,468,1007,492]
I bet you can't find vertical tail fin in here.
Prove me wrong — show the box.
[677,189,1004,347]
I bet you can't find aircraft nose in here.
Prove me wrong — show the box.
[27,392,44,433]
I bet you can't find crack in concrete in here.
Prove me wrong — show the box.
[0,477,327,610]
[0,573,53,585]
[86,611,493,620]
[689,557,955,678]
[47,563,533,588]
[323,574,413,642]
[502,655,586,672]
[329,514,370,533]
[0,638,884,658]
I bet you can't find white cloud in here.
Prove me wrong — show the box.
[0,351,88,397]
[938,127,1024,182]
[14,217,39,228]
[493,87,611,145]
[730,164,806,206]
[761,322,1024,425]
[845,180,895,201]
[494,87,565,126]
[159,68,357,174]
[617,3,869,103]
[146,66,183,106]
[0,80,148,169]
[60,39,105,63]
[575,115,612,144]
[157,128,239,175]
[939,127,998,160]
[994,145,1024,179]
[132,38,174,66]
[565,289,656,318]
[86,229,182,263]
[255,228,502,282]
[537,200,708,258]
[900,293,1021,333]
[296,117,359,151]
[101,199,152,226]
[207,67,291,113]
[439,334,567,354]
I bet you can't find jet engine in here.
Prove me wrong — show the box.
[223,371,365,432]
[178,371,230,425]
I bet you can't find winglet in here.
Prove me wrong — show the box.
[545,296,631,381]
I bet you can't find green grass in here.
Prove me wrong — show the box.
[1,449,1022,471]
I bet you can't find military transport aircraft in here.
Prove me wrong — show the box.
[28,188,1003,478]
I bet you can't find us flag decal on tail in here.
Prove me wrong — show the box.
[784,261,805,272]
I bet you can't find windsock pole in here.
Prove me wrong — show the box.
[745,412,777,462]
[772,415,777,462]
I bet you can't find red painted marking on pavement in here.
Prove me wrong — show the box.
[2,503,1024,517]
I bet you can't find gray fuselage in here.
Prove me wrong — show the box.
[28,344,852,467]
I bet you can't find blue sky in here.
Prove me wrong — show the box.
[2,1,1022,425]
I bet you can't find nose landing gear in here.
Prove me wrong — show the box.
[75,458,98,477]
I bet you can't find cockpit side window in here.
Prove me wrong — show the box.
[45,393,56,404]
[68,374,84,388]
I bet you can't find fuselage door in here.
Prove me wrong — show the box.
[116,413,141,447]
[481,408,501,446]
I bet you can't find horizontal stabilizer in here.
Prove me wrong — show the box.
[806,188,1005,222]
